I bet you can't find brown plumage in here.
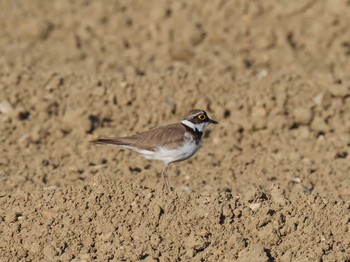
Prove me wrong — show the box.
[91,123,189,151]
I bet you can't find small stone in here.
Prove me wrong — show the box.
[291,177,301,183]
[251,106,267,130]
[120,82,128,88]
[329,85,349,97]
[100,232,113,241]
[198,230,210,237]
[293,107,313,125]
[311,116,330,133]
[313,91,332,108]
[179,186,192,193]
[249,203,261,211]
[0,101,14,114]
[297,126,310,139]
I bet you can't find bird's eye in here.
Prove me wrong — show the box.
[198,114,206,120]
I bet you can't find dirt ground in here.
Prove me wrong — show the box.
[0,0,350,261]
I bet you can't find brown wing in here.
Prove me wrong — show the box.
[90,123,187,151]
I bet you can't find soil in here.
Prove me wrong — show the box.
[0,0,350,261]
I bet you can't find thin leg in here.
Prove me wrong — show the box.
[162,164,171,193]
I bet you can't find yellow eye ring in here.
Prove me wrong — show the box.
[198,114,206,120]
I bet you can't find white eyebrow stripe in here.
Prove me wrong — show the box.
[181,120,208,132]
[181,120,196,130]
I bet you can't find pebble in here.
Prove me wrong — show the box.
[179,186,192,193]
[0,101,14,114]
[295,126,310,139]
[311,116,330,133]
[100,232,113,241]
[293,107,313,125]
[249,203,261,211]
[328,85,349,97]
[313,91,332,108]
[251,106,267,129]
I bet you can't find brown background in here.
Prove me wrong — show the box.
[0,0,350,261]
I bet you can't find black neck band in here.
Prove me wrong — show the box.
[181,123,203,143]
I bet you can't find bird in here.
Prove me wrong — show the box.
[90,109,218,192]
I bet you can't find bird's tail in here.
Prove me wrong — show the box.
[90,137,135,147]
[90,138,128,146]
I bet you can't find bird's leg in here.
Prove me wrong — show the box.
[162,164,171,192]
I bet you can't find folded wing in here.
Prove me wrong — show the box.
[90,123,186,151]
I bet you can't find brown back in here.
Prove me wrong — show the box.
[91,123,187,151]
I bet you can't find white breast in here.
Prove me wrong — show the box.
[156,139,200,164]
[131,138,200,164]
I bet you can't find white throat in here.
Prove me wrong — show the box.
[181,120,208,132]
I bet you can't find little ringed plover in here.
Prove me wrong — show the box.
[90,109,218,192]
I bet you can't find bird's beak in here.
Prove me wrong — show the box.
[208,118,218,124]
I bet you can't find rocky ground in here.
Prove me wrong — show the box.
[0,0,349,261]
